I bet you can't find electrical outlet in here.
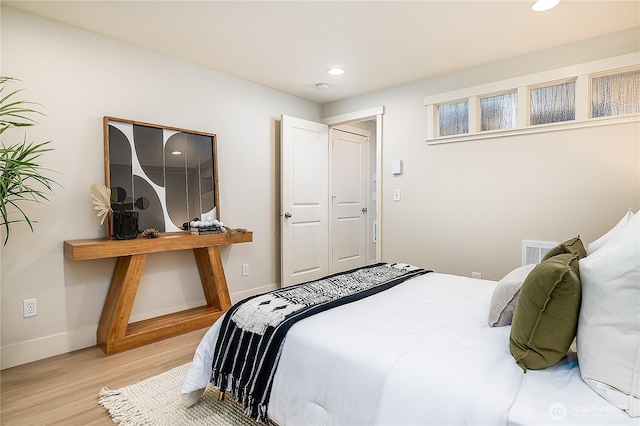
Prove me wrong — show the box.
[23,298,37,317]
[242,263,249,276]
[471,272,482,279]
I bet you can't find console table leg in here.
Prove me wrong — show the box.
[194,246,232,311]
[66,232,252,356]
[97,254,147,355]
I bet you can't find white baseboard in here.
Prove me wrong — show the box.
[230,283,278,304]
[1,326,97,370]
[0,283,278,370]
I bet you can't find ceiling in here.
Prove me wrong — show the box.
[5,1,640,104]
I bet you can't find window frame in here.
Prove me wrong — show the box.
[479,90,518,132]
[425,54,639,144]
[527,77,577,126]
[436,99,470,137]
[589,66,640,119]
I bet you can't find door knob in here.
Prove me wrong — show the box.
[284,212,292,218]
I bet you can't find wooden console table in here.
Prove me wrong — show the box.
[64,231,252,355]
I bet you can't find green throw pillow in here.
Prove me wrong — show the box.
[509,253,581,372]
[541,236,586,262]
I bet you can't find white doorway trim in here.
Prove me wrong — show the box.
[322,106,384,262]
[322,106,384,125]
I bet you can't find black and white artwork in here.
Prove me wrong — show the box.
[105,117,218,237]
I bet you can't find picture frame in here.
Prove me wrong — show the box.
[103,117,219,238]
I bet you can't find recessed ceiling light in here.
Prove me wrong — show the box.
[532,0,559,12]
[171,151,182,155]
[327,67,345,76]
[316,83,329,91]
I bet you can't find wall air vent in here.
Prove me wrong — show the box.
[522,240,558,266]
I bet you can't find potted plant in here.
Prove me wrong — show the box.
[0,77,58,245]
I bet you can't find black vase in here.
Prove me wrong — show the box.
[112,211,139,240]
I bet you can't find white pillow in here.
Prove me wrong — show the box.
[587,209,635,255]
[487,264,536,327]
[578,212,640,417]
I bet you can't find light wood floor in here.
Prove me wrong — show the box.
[0,328,208,425]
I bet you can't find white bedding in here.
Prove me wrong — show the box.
[510,352,638,425]
[182,271,638,425]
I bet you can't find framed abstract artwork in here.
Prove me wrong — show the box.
[104,117,219,238]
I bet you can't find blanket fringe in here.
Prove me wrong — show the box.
[210,375,270,423]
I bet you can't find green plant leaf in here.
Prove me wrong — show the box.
[0,77,59,245]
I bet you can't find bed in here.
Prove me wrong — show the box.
[181,211,639,425]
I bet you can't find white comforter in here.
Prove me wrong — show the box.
[181,271,636,425]
[182,272,523,424]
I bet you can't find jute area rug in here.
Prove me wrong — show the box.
[99,363,261,425]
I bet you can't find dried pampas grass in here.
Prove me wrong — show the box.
[90,183,112,225]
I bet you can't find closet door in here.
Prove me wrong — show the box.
[330,128,368,273]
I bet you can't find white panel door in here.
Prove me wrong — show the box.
[330,129,368,273]
[281,115,329,287]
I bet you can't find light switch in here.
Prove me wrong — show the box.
[392,160,402,175]
[393,189,401,201]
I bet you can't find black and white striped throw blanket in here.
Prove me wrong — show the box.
[210,262,430,422]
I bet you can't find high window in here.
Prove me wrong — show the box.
[529,80,576,125]
[480,91,517,131]
[592,68,640,118]
[438,101,468,136]
[425,55,639,143]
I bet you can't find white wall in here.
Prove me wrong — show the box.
[322,27,640,281]
[0,6,320,368]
